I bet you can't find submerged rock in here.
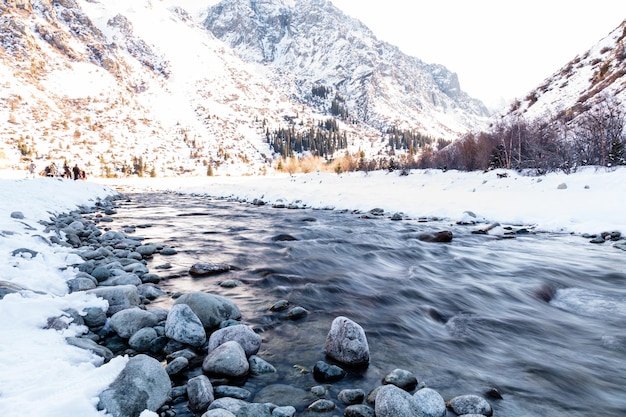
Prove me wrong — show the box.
[325,316,370,367]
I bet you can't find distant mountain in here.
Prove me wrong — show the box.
[0,0,489,177]
[503,19,626,123]
[204,0,490,139]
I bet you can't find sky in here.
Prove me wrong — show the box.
[0,166,625,416]
[329,0,626,110]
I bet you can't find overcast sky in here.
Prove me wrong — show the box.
[330,0,626,109]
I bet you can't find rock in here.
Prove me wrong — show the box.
[214,385,251,400]
[66,336,114,362]
[202,409,236,417]
[98,354,171,417]
[165,304,207,347]
[324,316,370,367]
[418,231,453,243]
[86,285,141,314]
[557,182,567,190]
[67,277,97,292]
[109,307,159,339]
[269,299,289,311]
[165,356,189,375]
[338,389,365,405]
[254,384,315,410]
[0,280,26,299]
[187,374,215,413]
[313,360,346,382]
[307,399,335,412]
[413,388,446,417]
[375,384,421,417]
[382,368,418,391]
[207,397,248,415]
[174,292,241,329]
[286,306,308,320]
[272,234,298,241]
[99,272,142,287]
[249,355,277,375]
[160,247,178,255]
[189,262,231,276]
[202,340,249,378]
[208,324,261,357]
[135,244,158,258]
[138,283,166,300]
[271,405,296,417]
[83,306,107,328]
[235,403,272,417]
[128,327,158,352]
[446,394,493,416]
[91,266,111,282]
[10,211,24,219]
[344,404,375,417]
[11,247,38,257]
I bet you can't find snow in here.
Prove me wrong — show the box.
[0,166,624,416]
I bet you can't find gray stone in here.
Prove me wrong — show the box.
[382,368,418,391]
[338,388,365,405]
[86,285,141,314]
[67,277,97,292]
[165,303,207,347]
[286,306,308,320]
[91,266,111,282]
[98,354,171,417]
[207,397,247,415]
[324,316,370,366]
[109,307,159,339]
[83,306,107,327]
[235,403,272,417]
[165,356,189,375]
[413,388,446,417]
[344,404,375,417]
[135,244,158,257]
[66,336,113,362]
[214,385,251,400]
[307,399,335,412]
[0,280,26,299]
[248,355,277,375]
[10,211,24,219]
[187,374,215,413]
[313,360,346,382]
[128,327,158,352]
[202,341,249,377]
[271,405,295,417]
[447,394,492,416]
[202,409,236,417]
[166,348,198,362]
[174,292,241,329]
[138,283,166,300]
[189,262,231,276]
[375,384,421,417]
[208,324,261,357]
[99,272,142,287]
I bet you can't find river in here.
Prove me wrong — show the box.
[106,191,626,417]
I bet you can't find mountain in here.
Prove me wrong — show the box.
[503,19,626,123]
[0,0,489,177]
[204,0,491,139]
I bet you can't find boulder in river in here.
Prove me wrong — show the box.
[165,303,207,347]
[207,324,261,357]
[189,262,231,276]
[174,292,241,329]
[325,316,370,367]
[446,394,493,416]
[202,340,249,378]
[417,231,453,243]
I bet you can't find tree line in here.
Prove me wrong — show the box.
[267,118,348,158]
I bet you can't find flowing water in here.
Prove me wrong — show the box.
[108,191,626,417]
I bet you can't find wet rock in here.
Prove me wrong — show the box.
[207,397,248,415]
[214,385,251,400]
[202,341,249,378]
[272,405,296,417]
[11,247,38,257]
[135,244,158,258]
[249,355,277,375]
[67,277,97,292]
[66,336,113,362]
[160,247,178,256]
[286,306,308,320]
[344,404,375,417]
[98,354,171,417]
[338,389,365,405]
[128,327,158,352]
[382,368,418,391]
[90,265,111,282]
[202,409,236,417]
[418,231,453,243]
[237,403,272,416]
[0,280,26,299]
[208,324,261,357]
[165,303,207,347]
[165,356,189,375]
[189,262,231,276]
[413,388,446,417]
[138,283,166,300]
[313,360,346,382]
[174,292,241,329]
[272,234,298,242]
[187,374,214,413]
[375,384,420,417]
[270,299,289,312]
[99,272,142,287]
[446,394,493,416]
[109,307,159,339]
[325,316,370,367]
[307,399,335,412]
[83,306,107,328]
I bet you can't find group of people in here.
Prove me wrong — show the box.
[29,161,86,180]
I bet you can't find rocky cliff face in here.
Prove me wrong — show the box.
[204,0,491,139]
